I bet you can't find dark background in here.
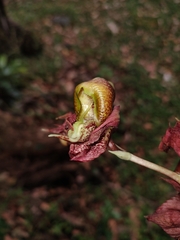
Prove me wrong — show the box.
[0,0,180,239]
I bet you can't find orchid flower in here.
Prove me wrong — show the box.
[47,77,120,161]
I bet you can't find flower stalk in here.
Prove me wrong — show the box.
[109,149,180,184]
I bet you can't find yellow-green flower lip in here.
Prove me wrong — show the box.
[74,77,115,126]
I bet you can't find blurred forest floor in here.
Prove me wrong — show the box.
[0,0,180,239]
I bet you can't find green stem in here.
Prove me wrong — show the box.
[109,150,180,184]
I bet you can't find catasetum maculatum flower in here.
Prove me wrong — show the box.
[47,77,120,161]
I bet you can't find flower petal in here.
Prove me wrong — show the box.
[69,128,113,161]
[88,106,120,144]
[69,106,120,161]
[48,112,76,134]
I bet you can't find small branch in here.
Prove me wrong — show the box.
[109,150,180,184]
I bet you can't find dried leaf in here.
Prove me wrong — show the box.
[147,194,180,239]
[159,120,180,156]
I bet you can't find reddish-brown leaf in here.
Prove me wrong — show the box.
[147,194,180,239]
[159,120,180,156]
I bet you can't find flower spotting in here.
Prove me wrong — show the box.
[47,77,120,161]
